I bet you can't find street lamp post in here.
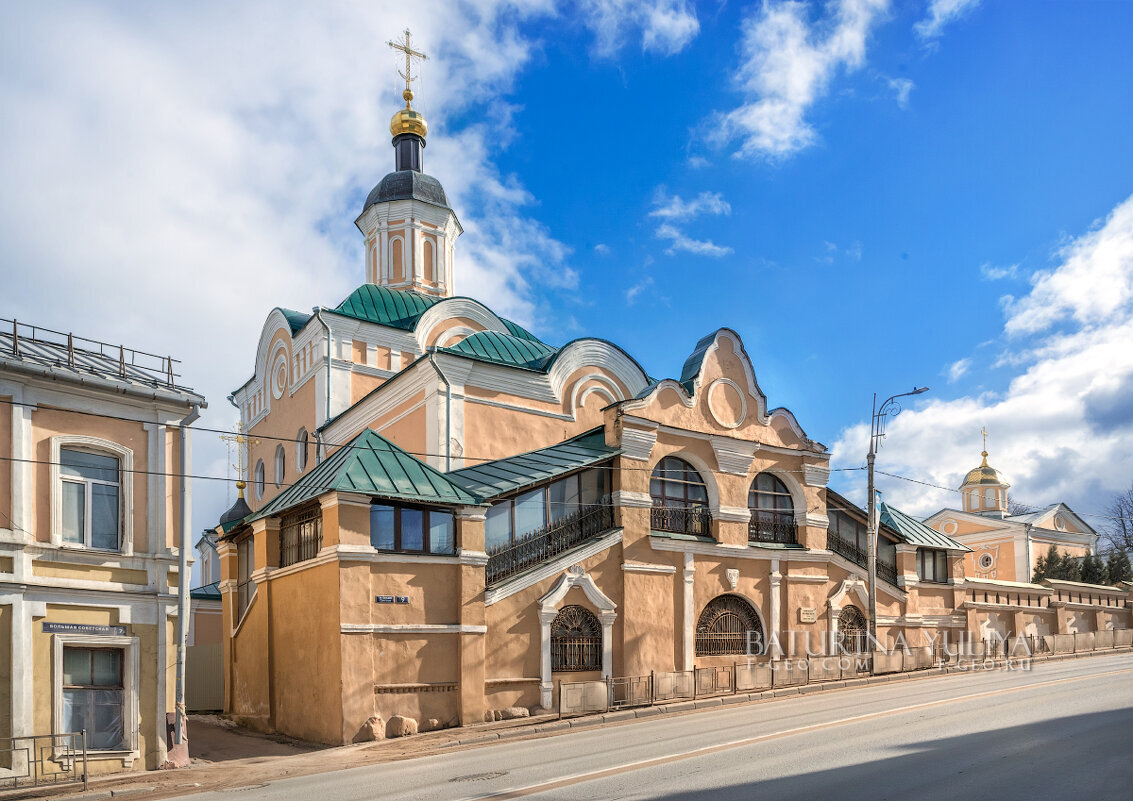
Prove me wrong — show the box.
[866,386,929,665]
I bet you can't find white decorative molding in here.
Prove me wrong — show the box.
[803,463,831,488]
[726,568,739,591]
[827,577,870,613]
[716,506,752,523]
[538,565,618,708]
[49,435,135,556]
[612,490,653,509]
[620,426,658,462]
[706,378,748,430]
[710,435,758,476]
[340,623,487,634]
[785,573,829,583]
[485,529,623,606]
[622,561,677,575]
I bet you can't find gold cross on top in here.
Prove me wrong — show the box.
[388,28,427,97]
[981,426,988,451]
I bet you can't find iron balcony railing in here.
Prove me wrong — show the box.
[650,504,711,537]
[486,500,615,586]
[826,530,899,586]
[748,510,798,545]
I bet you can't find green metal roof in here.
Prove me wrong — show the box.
[678,331,718,394]
[332,285,444,330]
[880,501,971,551]
[280,308,311,334]
[449,429,619,499]
[190,582,221,601]
[439,330,558,371]
[251,428,480,521]
[501,318,542,342]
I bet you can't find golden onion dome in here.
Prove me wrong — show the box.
[962,451,1009,487]
[390,89,428,139]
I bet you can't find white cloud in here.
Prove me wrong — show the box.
[980,262,1019,281]
[649,189,732,220]
[0,0,689,550]
[655,223,733,257]
[717,0,890,160]
[1003,196,1133,337]
[594,243,611,255]
[887,76,914,108]
[915,0,981,40]
[947,358,971,382]
[830,193,1133,521]
[626,276,654,302]
[580,0,699,55]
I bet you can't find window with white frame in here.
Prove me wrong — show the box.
[274,445,285,487]
[62,646,126,749]
[254,460,265,499]
[237,535,255,620]
[60,448,121,550]
[296,428,309,473]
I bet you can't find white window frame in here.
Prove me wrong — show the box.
[295,428,309,473]
[52,633,140,764]
[274,444,285,488]
[50,436,133,555]
[254,459,265,499]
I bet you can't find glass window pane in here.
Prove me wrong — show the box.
[485,502,512,550]
[428,512,454,554]
[91,689,125,750]
[937,552,948,580]
[62,688,88,735]
[550,477,580,522]
[91,484,119,550]
[60,449,119,483]
[62,481,85,544]
[64,648,91,686]
[400,508,424,551]
[370,505,395,550]
[514,489,546,538]
[92,650,121,686]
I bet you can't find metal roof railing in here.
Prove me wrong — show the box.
[0,316,185,390]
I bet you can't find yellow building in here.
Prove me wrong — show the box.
[208,87,1133,747]
[924,448,1098,583]
[1,318,205,774]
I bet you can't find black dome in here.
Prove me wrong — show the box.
[219,495,252,527]
[363,171,450,213]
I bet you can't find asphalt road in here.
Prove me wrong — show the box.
[177,653,1133,801]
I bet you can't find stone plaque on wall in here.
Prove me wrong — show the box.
[799,608,817,624]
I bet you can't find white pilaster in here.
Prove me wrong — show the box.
[11,394,34,540]
[769,558,782,659]
[682,552,695,670]
[538,607,555,710]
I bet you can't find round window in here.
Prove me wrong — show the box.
[1054,513,1066,531]
[978,552,994,570]
[941,519,958,536]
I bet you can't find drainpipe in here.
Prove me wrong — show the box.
[428,351,452,472]
[1024,523,1034,582]
[314,308,332,427]
[174,401,201,746]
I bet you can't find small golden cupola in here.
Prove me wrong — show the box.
[960,429,1010,518]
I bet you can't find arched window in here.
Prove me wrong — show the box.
[838,605,868,654]
[550,605,602,672]
[696,595,763,656]
[295,428,309,473]
[254,460,265,500]
[274,445,285,487]
[650,456,710,536]
[390,237,404,282]
[748,472,796,544]
[423,238,435,283]
[984,487,998,507]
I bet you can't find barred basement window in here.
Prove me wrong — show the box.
[551,605,602,671]
[696,595,764,656]
[280,506,322,567]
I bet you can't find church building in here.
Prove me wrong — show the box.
[211,45,1130,746]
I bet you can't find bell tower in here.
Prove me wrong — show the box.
[355,29,462,297]
[960,429,1010,518]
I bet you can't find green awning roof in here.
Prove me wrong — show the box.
[190,582,222,601]
[449,429,619,500]
[880,501,971,551]
[251,428,480,521]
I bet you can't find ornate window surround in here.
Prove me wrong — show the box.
[50,435,134,555]
[537,566,616,709]
[51,632,140,766]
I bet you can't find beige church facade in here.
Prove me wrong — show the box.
[212,88,1133,746]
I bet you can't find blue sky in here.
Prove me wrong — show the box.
[3,0,1132,562]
